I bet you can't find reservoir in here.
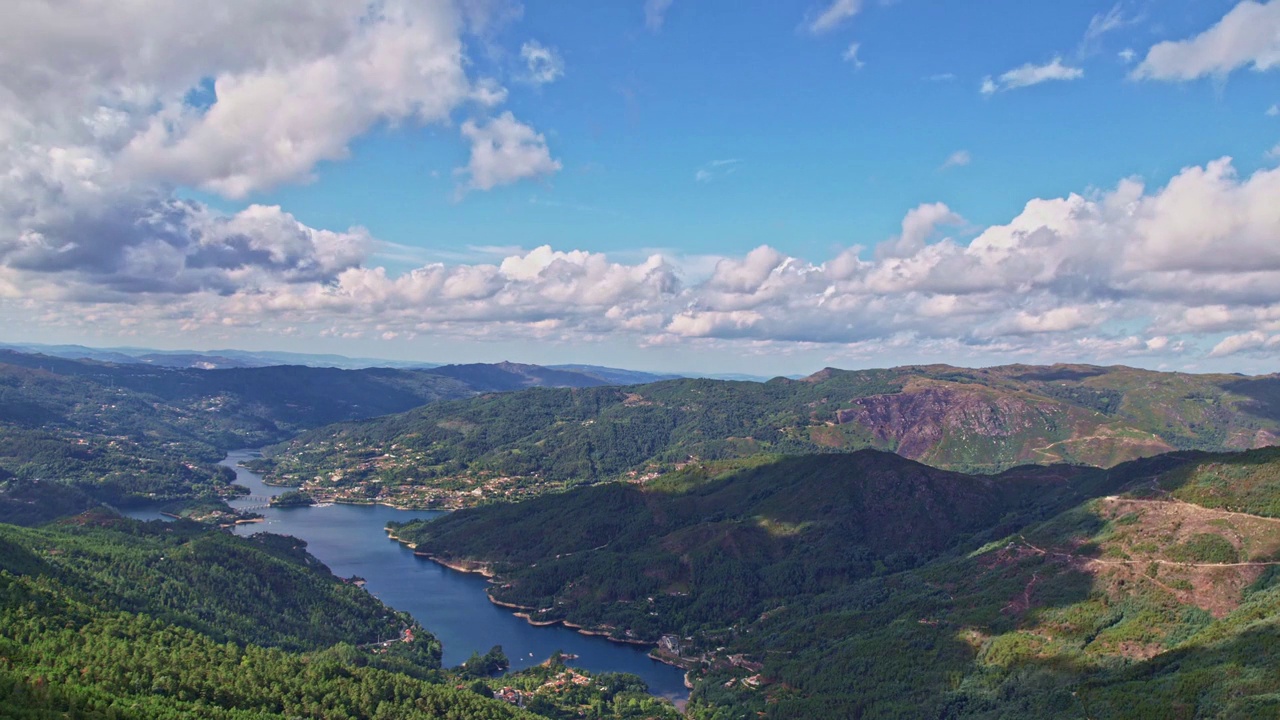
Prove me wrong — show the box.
[184,451,688,703]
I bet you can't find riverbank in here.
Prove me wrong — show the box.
[385,529,697,676]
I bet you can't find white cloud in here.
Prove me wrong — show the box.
[644,0,675,31]
[1134,0,1280,81]
[1081,5,1139,55]
[941,150,971,170]
[0,0,564,315]
[1268,104,1280,116]
[520,40,564,86]
[982,57,1084,95]
[842,42,865,68]
[876,203,964,258]
[1210,331,1280,357]
[5,4,1280,374]
[457,112,562,192]
[458,0,524,35]
[110,1,474,199]
[0,0,555,210]
[1119,48,1137,64]
[11,156,1280,365]
[807,0,863,34]
[695,158,743,183]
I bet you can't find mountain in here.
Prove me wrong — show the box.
[390,446,1280,717]
[0,342,438,369]
[0,353,640,522]
[255,364,1280,508]
[388,451,1123,638]
[548,364,684,385]
[425,361,611,391]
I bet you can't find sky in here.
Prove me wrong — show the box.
[1,0,1279,376]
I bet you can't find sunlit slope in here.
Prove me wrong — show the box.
[0,514,541,719]
[259,364,1280,505]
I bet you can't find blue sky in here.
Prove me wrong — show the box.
[258,0,1278,263]
[1,0,1279,374]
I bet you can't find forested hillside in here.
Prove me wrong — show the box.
[0,514,681,719]
[390,446,1280,717]
[258,364,1280,508]
[0,352,623,524]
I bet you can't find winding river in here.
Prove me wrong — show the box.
[132,450,689,704]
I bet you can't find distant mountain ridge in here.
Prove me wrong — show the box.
[0,351,671,519]
[0,342,437,370]
[0,340,765,380]
[256,363,1280,507]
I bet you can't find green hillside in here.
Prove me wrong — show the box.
[0,352,628,523]
[258,364,1280,508]
[0,514,680,719]
[388,447,1280,718]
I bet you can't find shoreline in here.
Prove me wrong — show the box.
[384,530,677,651]
[383,526,699,694]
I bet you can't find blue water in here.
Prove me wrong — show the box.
[131,450,689,703]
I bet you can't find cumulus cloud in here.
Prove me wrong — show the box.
[1134,0,1280,81]
[0,0,511,200]
[806,0,862,34]
[8,156,1280,366]
[520,40,564,85]
[1210,331,1280,357]
[457,112,562,192]
[4,4,1280,369]
[0,0,560,313]
[876,203,964,259]
[982,57,1084,94]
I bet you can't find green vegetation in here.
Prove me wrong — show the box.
[0,514,439,659]
[269,489,316,508]
[391,451,1096,642]
[261,364,1280,508]
[457,646,511,679]
[0,352,631,525]
[0,513,681,719]
[393,446,1280,717]
[1168,533,1240,564]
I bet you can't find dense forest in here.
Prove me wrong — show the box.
[394,446,1280,717]
[0,514,681,719]
[259,364,1280,507]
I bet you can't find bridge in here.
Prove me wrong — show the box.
[234,495,275,511]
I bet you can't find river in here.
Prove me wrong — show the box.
[131,450,689,704]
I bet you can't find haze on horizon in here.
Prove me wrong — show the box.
[2,0,1279,377]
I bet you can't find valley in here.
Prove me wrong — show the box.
[5,348,1280,717]
[254,364,1280,509]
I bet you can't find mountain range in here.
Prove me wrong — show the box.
[255,363,1280,508]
